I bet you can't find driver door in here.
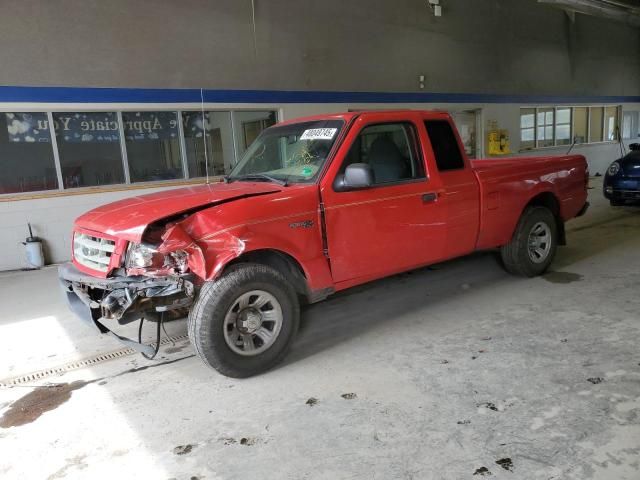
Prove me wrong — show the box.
[320,113,447,286]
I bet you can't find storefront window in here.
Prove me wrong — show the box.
[123,111,183,182]
[555,108,571,146]
[573,107,588,144]
[589,107,604,143]
[604,106,619,141]
[53,112,124,188]
[233,111,277,161]
[182,111,233,177]
[0,113,58,193]
[519,108,536,150]
[536,108,554,148]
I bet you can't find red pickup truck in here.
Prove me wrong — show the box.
[59,110,589,377]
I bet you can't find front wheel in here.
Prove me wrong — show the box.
[188,263,300,378]
[500,206,558,277]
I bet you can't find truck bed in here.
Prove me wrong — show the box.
[471,154,588,249]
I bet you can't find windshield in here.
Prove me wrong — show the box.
[228,120,344,184]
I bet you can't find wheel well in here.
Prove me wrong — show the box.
[525,192,566,245]
[225,249,311,301]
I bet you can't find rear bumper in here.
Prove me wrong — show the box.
[58,262,194,330]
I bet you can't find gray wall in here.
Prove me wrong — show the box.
[0,0,638,95]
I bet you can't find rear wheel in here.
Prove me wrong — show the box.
[188,263,299,378]
[500,206,558,277]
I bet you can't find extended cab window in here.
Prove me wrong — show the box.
[342,122,424,185]
[425,120,465,171]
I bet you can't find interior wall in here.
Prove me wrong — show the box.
[0,0,638,96]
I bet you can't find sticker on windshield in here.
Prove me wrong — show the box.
[300,128,337,141]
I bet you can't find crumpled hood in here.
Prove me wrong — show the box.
[75,182,282,242]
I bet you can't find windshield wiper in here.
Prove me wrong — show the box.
[228,173,288,186]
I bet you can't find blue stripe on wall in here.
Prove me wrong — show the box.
[0,85,639,104]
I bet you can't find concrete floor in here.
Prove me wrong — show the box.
[1,178,639,480]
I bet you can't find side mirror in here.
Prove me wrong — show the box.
[334,163,375,191]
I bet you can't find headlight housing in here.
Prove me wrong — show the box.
[126,243,164,269]
[607,162,621,176]
[125,243,188,274]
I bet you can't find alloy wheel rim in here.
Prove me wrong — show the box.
[527,221,552,264]
[223,290,283,356]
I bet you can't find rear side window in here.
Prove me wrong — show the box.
[425,120,465,171]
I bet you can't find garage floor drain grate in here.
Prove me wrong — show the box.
[0,334,189,388]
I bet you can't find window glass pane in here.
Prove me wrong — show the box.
[589,107,604,143]
[232,111,277,161]
[536,108,554,147]
[604,106,619,141]
[344,122,423,183]
[520,109,535,129]
[555,108,571,145]
[546,111,554,124]
[622,113,632,140]
[53,112,124,188]
[0,112,58,193]
[556,124,571,143]
[556,108,571,124]
[182,111,233,177]
[123,111,183,182]
[520,108,535,150]
[521,128,534,142]
[425,120,465,171]
[573,107,588,144]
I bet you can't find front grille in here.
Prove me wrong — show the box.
[73,232,116,272]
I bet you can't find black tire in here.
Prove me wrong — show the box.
[500,206,558,277]
[188,263,300,378]
[610,199,625,207]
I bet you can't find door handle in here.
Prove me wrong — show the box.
[422,192,438,203]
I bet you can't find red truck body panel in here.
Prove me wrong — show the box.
[472,155,588,249]
[72,110,588,293]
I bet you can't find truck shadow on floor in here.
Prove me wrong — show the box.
[286,205,640,367]
[286,251,514,366]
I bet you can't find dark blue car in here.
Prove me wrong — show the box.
[604,143,640,206]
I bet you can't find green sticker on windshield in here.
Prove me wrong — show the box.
[301,166,313,177]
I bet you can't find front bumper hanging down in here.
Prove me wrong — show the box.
[58,262,194,355]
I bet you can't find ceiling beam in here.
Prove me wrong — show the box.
[539,0,640,27]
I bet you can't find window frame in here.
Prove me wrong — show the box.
[0,107,280,199]
[536,107,555,148]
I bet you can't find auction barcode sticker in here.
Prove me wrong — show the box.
[300,128,337,140]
